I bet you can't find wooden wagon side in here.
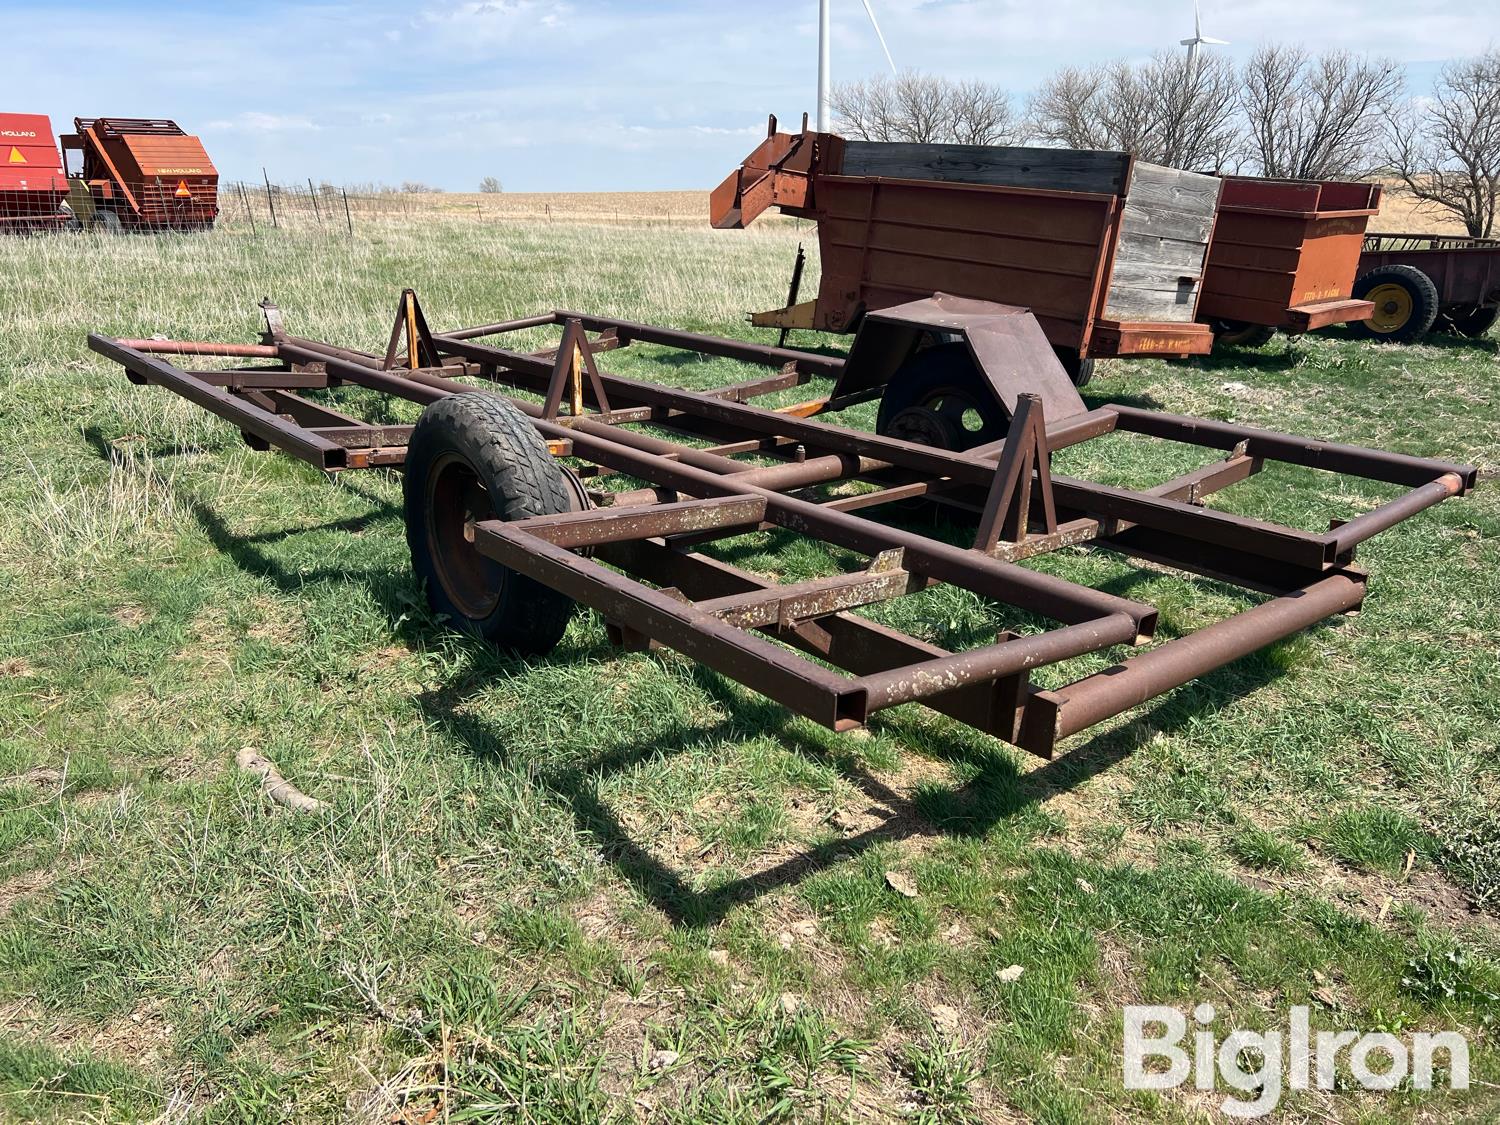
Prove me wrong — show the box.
[712,127,1222,366]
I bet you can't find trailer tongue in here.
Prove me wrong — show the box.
[90,292,1474,757]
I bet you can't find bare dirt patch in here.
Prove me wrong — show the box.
[1239,843,1499,943]
[111,604,150,627]
[0,867,55,916]
[1,996,178,1071]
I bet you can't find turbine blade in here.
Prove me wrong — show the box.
[1203,36,1228,44]
[860,0,899,74]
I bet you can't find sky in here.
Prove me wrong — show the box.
[7,1,1496,192]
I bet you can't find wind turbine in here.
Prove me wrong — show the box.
[817,0,899,132]
[1180,0,1228,72]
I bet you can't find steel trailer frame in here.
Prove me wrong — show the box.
[89,293,1476,758]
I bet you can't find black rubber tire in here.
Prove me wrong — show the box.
[1055,348,1095,388]
[875,343,1007,450]
[94,208,122,234]
[1349,264,1440,343]
[1437,305,1499,339]
[403,392,577,655]
[1211,320,1277,348]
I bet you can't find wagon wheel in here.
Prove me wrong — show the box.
[1211,320,1276,348]
[1437,305,1499,339]
[403,392,580,655]
[875,343,1008,450]
[94,208,123,234]
[1349,265,1439,343]
[1054,348,1095,388]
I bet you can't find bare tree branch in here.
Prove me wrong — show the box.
[832,71,1023,146]
[1030,52,1237,170]
[1386,49,1500,237]
[1241,46,1403,179]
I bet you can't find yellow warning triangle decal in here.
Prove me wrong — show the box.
[7,147,25,164]
[174,180,191,198]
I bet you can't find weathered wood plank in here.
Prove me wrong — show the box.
[1104,280,1201,321]
[1125,162,1222,213]
[1120,200,1217,244]
[1108,261,1203,290]
[1115,231,1214,271]
[841,142,1132,195]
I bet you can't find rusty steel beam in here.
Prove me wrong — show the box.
[514,496,768,549]
[600,537,1031,741]
[116,339,280,358]
[1111,405,1478,492]
[89,335,350,470]
[1018,570,1369,755]
[476,519,870,730]
[94,301,1475,759]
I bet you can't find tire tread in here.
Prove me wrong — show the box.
[403,393,575,655]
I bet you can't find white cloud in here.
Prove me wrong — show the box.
[413,0,571,47]
[207,112,321,134]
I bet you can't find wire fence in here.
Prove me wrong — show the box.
[0,178,801,235]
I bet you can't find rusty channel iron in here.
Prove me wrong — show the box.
[87,299,1477,756]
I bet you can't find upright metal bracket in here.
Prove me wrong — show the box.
[382,288,440,371]
[974,393,1059,552]
[258,298,286,344]
[542,317,613,420]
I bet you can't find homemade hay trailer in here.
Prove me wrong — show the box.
[711,124,1224,385]
[1198,177,1382,346]
[0,113,70,233]
[90,291,1475,758]
[60,117,218,231]
[1352,233,1500,342]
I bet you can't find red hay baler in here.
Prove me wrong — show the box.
[0,113,70,233]
[60,117,218,231]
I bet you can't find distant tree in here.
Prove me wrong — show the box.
[1386,49,1500,237]
[1030,52,1238,170]
[832,71,1023,146]
[401,181,443,193]
[1240,46,1403,179]
[1028,65,1110,150]
[478,176,504,193]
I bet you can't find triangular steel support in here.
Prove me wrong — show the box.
[974,393,1058,553]
[541,317,613,420]
[382,288,441,371]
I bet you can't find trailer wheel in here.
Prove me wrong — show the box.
[1054,348,1095,388]
[94,209,123,234]
[1211,320,1276,348]
[875,343,1007,450]
[404,392,578,656]
[1437,305,1499,339]
[1350,265,1439,343]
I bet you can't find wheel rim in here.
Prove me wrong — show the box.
[425,451,504,619]
[888,384,1006,450]
[1365,283,1414,333]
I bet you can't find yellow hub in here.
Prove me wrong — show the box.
[1366,283,1414,334]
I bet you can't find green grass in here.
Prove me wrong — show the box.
[1,217,1498,1122]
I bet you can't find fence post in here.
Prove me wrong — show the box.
[238,182,256,234]
[307,178,322,223]
[342,189,353,236]
[262,168,278,229]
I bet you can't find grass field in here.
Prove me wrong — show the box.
[1,211,1498,1123]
